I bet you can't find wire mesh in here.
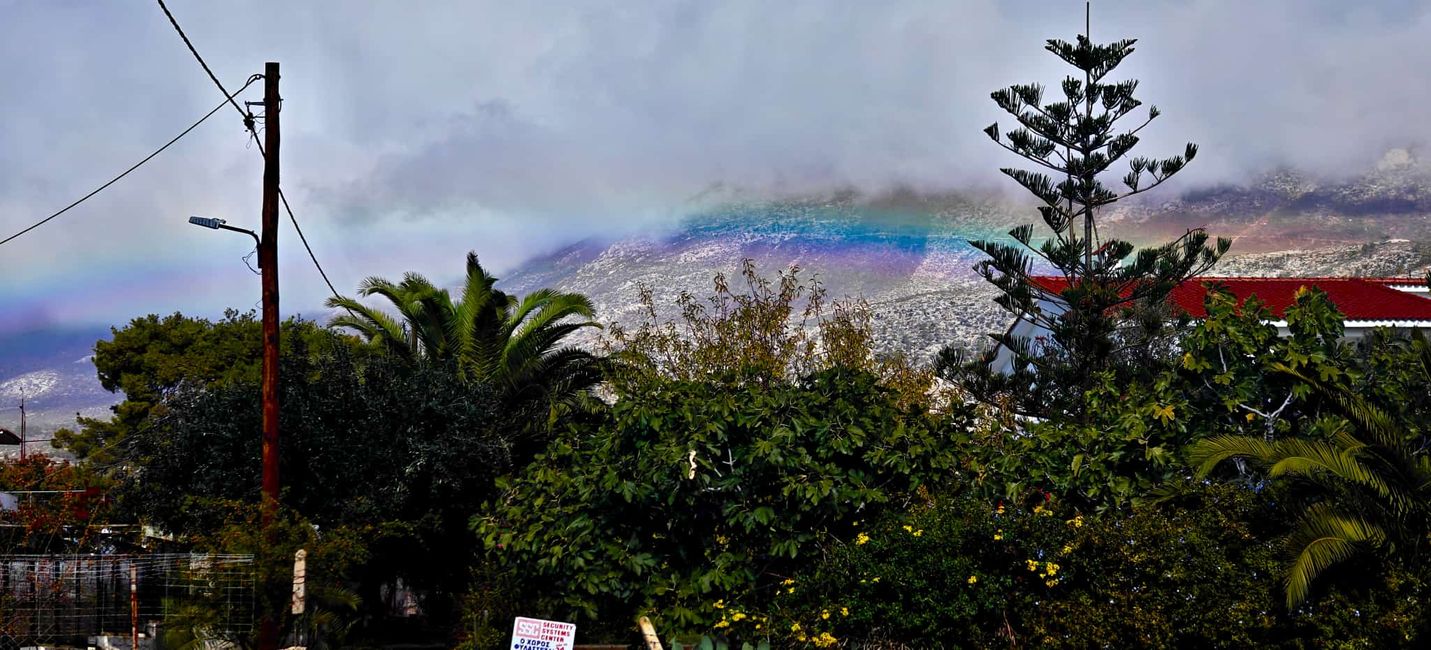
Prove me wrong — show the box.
[0,553,255,649]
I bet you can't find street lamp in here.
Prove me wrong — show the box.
[189,216,261,264]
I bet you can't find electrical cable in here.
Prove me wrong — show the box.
[247,128,347,302]
[158,0,349,304]
[280,187,344,300]
[155,0,253,127]
[0,76,261,249]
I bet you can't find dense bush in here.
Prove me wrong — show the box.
[476,367,968,637]
[127,338,510,634]
[766,483,1431,648]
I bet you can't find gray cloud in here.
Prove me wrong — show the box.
[3,0,1431,328]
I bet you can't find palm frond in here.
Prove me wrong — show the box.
[325,297,413,360]
[1283,502,1385,609]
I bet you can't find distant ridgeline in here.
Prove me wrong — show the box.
[0,326,119,441]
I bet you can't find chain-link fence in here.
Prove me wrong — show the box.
[0,553,255,650]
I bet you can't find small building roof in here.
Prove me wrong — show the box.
[0,428,19,445]
[1030,276,1431,323]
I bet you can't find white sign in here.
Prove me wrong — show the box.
[510,616,577,650]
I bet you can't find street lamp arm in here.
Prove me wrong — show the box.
[216,223,261,248]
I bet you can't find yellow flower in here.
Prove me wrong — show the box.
[1026,559,1039,572]
[813,631,839,648]
[872,576,881,583]
[821,609,830,620]
[995,503,1005,515]
[967,575,978,585]
[797,634,808,643]
[1032,504,1045,515]
[1061,544,1073,556]
[840,607,849,617]
[1245,412,1256,422]
[755,623,762,630]
[714,619,730,629]
[1045,579,1058,588]
[713,599,725,610]
[782,578,796,586]
[1066,514,1084,528]
[993,530,1003,541]
[715,535,729,545]
[787,586,796,594]
[1045,562,1059,576]
[913,529,924,537]
[855,532,871,546]
[791,622,802,633]
[903,525,913,533]
[731,611,747,622]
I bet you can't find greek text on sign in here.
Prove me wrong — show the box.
[511,616,577,650]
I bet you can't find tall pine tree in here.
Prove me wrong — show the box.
[939,6,1231,418]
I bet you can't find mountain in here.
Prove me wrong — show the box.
[0,326,118,455]
[6,156,1431,448]
[504,194,1022,360]
[504,163,1431,361]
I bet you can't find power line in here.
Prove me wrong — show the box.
[155,0,253,128]
[157,0,348,303]
[280,188,344,299]
[0,77,261,249]
[243,129,345,301]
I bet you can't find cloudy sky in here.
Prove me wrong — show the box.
[2,0,1429,333]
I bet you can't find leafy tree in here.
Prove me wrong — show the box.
[0,454,115,553]
[52,311,338,463]
[327,251,602,427]
[1190,328,1431,608]
[126,337,509,631]
[939,14,1230,418]
[477,265,964,638]
[953,286,1370,510]
[605,260,932,407]
[476,369,966,636]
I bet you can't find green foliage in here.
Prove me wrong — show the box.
[956,370,1192,508]
[764,492,1069,649]
[953,286,1401,511]
[775,483,1431,648]
[1190,324,1431,608]
[126,337,509,629]
[327,251,603,431]
[476,368,967,637]
[941,17,1229,418]
[52,310,339,463]
[164,502,369,650]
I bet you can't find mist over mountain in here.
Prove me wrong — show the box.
[503,151,1431,360]
[0,326,117,454]
[8,151,1431,443]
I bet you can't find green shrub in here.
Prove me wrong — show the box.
[475,367,969,638]
[763,490,1067,649]
[763,483,1431,648]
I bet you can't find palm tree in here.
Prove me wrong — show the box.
[1188,331,1431,608]
[326,252,602,420]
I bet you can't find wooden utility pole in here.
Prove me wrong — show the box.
[259,60,282,522]
[257,60,282,650]
[17,395,25,462]
[130,564,139,650]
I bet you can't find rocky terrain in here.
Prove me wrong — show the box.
[0,326,117,456]
[6,153,1431,444]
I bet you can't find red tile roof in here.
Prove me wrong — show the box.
[1029,276,1431,322]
